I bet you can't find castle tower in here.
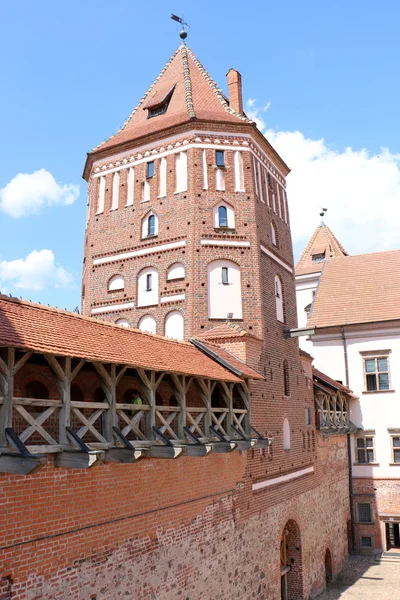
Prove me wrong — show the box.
[82,42,295,345]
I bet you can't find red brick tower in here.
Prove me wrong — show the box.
[82,42,293,344]
[81,42,351,598]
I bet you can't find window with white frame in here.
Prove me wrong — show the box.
[356,435,375,464]
[141,212,158,239]
[213,202,235,229]
[390,434,400,464]
[108,274,124,292]
[138,314,157,334]
[137,268,158,307]
[215,150,225,167]
[363,354,391,391]
[357,503,372,523]
[207,260,242,319]
[167,263,185,280]
[275,275,284,322]
[146,161,155,179]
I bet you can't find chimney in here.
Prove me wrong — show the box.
[226,69,243,115]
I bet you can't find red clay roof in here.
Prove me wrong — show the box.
[0,296,245,383]
[196,340,264,380]
[295,224,348,276]
[197,323,251,340]
[308,250,400,328]
[313,367,357,398]
[92,44,250,155]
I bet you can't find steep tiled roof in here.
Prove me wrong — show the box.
[313,367,357,398]
[193,339,264,380]
[91,44,251,155]
[0,296,245,382]
[308,250,400,328]
[295,224,348,276]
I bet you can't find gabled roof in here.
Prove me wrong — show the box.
[308,250,400,328]
[295,224,348,276]
[197,323,261,341]
[192,339,264,380]
[313,368,357,399]
[0,296,247,383]
[91,44,251,156]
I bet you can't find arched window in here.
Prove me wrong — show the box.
[207,260,242,319]
[142,212,158,239]
[108,274,124,291]
[218,206,228,227]
[271,222,277,246]
[148,215,156,236]
[213,202,235,229]
[275,275,284,322]
[283,418,290,450]
[283,360,290,396]
[138,314,157,334]
[165,311,184,340]
[137,268,158,307]
[115,318,130,328]
[25,381,49,399]
[167,263,185,280]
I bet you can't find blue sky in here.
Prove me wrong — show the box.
[1,0,399,309]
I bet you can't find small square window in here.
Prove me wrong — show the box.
[361,536,372,548]
[216,150,225,167]
[311,252,325,264]
[358,503,372,522]
[147,162,155,178]
[222,267,229,285]
[356,436,375,463]
[146,273,152,292]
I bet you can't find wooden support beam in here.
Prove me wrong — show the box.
[196,378,213,436]
[171,374,186,438]
[13,351,32,375]
[219,381,234,435]
[0,348,14,446]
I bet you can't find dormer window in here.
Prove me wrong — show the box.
[146,161,154,179]
[216,150,225,167]
[144,85,175,119]
[312,252,326,264]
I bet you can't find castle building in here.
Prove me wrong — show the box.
[0,39,352,600]
[296,226,400,555]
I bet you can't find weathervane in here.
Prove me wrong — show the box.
[171,14,190,42]
[319,207,328,224]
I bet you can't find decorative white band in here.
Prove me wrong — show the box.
[201,239,250,248]
[252,466,314,491]
[93,240,187,265]
[91,301,134,315]
[160,294,186,303]
[260,245,293,273]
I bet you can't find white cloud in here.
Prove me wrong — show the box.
[0,250,73,291]
[246,99,271,131]
[0,169,79,217]
[247,101,400,255]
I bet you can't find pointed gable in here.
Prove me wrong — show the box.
[295,224,348,276]
[91,44,251,156]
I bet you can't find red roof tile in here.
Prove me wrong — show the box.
[308,250,400,328]
[0,296,245,383]
[195,340,264,380]
[312,367,357,398]
[295,224,348,276]
[91,45,250,155]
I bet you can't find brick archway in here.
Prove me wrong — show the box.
[280,519,303,600]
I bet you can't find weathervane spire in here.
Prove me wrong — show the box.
[319,207,328,225]
[171,13,190,42]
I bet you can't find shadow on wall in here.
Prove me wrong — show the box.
[315,555,374,599]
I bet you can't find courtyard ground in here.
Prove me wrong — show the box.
[317,552,400,599]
